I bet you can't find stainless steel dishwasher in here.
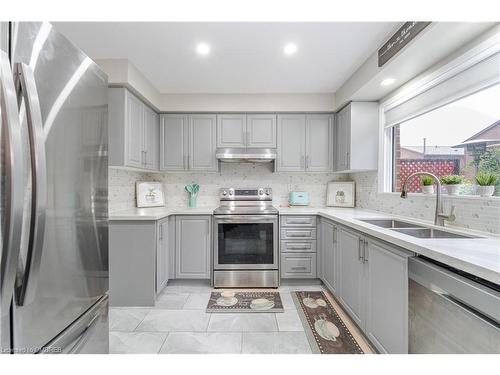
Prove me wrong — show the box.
[409,256,500,353]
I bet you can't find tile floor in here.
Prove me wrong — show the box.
[109,280,326,354]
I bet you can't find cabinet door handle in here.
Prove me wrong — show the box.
[291,266,307,271]
[358,238,364,261]
[305,155,310,170]
[345,151,349,167]
[363,240,369,263]
[300,155,305,169]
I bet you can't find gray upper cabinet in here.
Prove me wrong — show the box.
[175,216,211,279]
[320,219,338,294]
[334,102,379,173]
[277,114,333,172]
[217,114,246,148]
[190,114,217,171]
[338,227,365,328]
[160,114,188,171]
[246,114,277,148]
[277,114,306,171]
[217,114,276,149]
[160,114,216,172]
[365,239,409,354]
[108,87,159,171]
[156,218,169,295]
[306,114,333,172]
[144,105,159,170]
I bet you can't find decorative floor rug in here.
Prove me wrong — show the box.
[293,291,371,354]
[206,291,284,313]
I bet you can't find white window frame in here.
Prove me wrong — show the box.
[378,31,500,196]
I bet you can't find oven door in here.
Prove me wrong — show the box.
[214,215,278,270]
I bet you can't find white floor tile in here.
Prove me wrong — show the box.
[242,332,312,354]
[208,313,278,332]
[136,309,211,332]
[155,293,189,309]
[109,331,168,354]
[109,308,150,331]
[159,332,242,354]
[183,292,212,309]
[276,310,304,332]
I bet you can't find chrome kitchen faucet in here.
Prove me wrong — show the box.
[400,172,455,226]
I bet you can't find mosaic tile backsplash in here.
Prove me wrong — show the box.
[109,164,349,212]
[351,172,500,234]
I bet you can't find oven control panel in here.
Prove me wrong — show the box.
[220,187,272,200]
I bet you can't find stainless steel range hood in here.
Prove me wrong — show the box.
[216,148,276,163]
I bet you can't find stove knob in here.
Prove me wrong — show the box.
[229,190,234,196]
[258,188,264,195]
[265,190,270,196]
[222,190,228,196]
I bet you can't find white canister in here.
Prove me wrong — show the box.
[422,185,434,194]
[477,185,495,197]
[444,184,461,196]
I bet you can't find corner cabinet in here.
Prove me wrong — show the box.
[277,114,333,172]
[334,102,379,172]
[108,87,159,171]
[175,216,211,279]
[217,114,277,149]
[160,114,217,172]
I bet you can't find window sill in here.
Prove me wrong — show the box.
[378,192,500,201]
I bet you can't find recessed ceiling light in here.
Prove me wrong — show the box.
[196,42,211,56]
[381,78,396,86]
[283,43,298,55]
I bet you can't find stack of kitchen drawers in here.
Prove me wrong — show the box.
[280,215,317,279]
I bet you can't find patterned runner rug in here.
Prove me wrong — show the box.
[206,291,284,313]
[293,291,373,354]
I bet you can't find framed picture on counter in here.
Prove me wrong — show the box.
[327,181,355,208]
[136,182,165,207]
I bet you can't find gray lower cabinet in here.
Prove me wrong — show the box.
[156,218,169,294]
[365,238,409,354]
[338,227,365,327]
[281,253,317,279]
[160,114,217,172]
[109,220,158,307]
[175,215,211,279]
[280,215,317,279]
[277,114,333,172]
[320,219,338,294]
[325,224,411,354]
[108,87,159,171]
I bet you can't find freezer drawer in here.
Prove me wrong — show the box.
[280,240,317,253]
[280,228,317,240]
[280,215,317,227]
[281,253,317,279]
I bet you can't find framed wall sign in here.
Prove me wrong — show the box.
[378,22,431,67]
[327,181,356,208]
[136,182,165,208]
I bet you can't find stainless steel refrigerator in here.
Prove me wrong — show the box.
[0,22,108,354]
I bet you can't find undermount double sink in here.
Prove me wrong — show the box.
[359,219,479,239]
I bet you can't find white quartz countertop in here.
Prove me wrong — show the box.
[109,205,500,284]
[279,206,500,285]
[109,206,216,220]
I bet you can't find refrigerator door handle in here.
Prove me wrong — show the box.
[0,51,24,312]
[14,62,47,306]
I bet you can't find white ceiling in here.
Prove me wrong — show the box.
[53,22,399,94]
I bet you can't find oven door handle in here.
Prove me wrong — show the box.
[214,215,277,222]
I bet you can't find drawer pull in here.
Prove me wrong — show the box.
[291,266,307,271]
[288,232,310,237]
[288,245,310,250]
[288,219,311,224]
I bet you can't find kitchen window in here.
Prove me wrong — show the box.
[387,84,500,196]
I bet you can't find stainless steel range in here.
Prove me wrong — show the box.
[213,188,279,288]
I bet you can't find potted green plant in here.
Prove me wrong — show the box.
[421,176,434,194]
[440,175,464,196]
[475,171,498,197]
